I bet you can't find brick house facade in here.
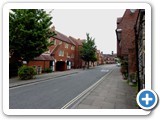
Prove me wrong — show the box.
[69,36,85,68]
[116,9,139,76]
[28,26,76,72]
[28,26,87,73]
[103,54,117,64]
[27,54,54,74]
[49,27,76,71]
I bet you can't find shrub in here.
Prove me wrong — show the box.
[129,73,137,83]
[43,68,52,73]
[120,59,128,79]
[18,65,36,80]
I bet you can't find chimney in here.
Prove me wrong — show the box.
[112,51,114,55]
[51,25,55,32]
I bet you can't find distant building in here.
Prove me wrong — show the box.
[103,53,117,64]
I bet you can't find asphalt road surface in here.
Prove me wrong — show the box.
[9,64,115,109]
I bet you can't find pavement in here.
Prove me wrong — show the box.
[73,67,138,109]
[9,69,82,88]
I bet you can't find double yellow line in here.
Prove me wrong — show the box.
[61,68,114,109]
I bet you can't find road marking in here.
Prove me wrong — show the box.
[61,68,114,109]
[101,69,109,72]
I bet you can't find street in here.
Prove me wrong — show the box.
[9,64,115,109]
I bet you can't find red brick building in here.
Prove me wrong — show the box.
[28,26,76,72]
[103,54,117,64]
[27,54,54,74]
[69,36,85,68]
[96,50,104,65]
[116,9,139,75]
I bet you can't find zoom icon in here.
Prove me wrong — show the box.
[136,89,158,110]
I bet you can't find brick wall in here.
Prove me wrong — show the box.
[49,37,76,71]
[117,9,139,57]
[27,60,50,74]
[116,9,139,75]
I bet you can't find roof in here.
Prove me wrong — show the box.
[53,31,74,45]
[103,54,117,57]
[69,36,83,46]
[68,36,76,45]
[50,44,60,55]
[34,54,54,61]
[77,39,84,46]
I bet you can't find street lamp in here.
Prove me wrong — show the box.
[116,28,122,41]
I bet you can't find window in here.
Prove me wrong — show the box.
[62,51,64,56]
[59,51,61,56]
[71,45,75,50]
[59,50,64,56]
[59,41,62,45]
[65,43,68,48]
[54,40,56,45]
[51,39,56,45]
[48,38,51,43]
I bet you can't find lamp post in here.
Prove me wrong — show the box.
[116,28,122,41]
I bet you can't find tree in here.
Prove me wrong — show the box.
[80,33,97,69]
[91,55,97,66]
[9,9,55,76]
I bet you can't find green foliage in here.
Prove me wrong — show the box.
[91,55,97,62]
[42,68,52,73]
[120,59,128,79]
[18,65,36,80]
[80,33,97,68]
[9,9,56,63]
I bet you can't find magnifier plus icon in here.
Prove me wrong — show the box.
[141,93,153,105]
[136,89,158,110]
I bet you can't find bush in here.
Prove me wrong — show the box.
[43,68,52,73]
[120,59,128,79]
[18,65,36,80]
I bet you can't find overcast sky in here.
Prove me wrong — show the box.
[47,9,125,54]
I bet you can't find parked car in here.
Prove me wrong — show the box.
[116,63,121,67]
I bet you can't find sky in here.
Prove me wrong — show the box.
[47,9,125,54]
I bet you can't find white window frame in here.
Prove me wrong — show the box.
[65,43,68,48]
[59,50,64,56]
[62,51,64,56]
[71,45,75,50]
[52,39,56,45]
[59,41,62,45]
